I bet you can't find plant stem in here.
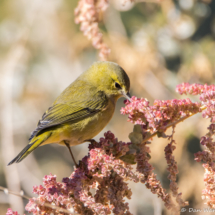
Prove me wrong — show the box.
[0,186,75,215]
[142,105,207,144]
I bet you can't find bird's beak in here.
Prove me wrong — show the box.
[122,91,131,102]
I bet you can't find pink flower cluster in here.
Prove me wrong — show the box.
[6,209,21,215]
[177,83,215,122]
[176,83,215,95]
[195,124,215,208]
[22,128,184,214]
[164,130,188,209]
[176,83,215,208]
[136,143,177,210]
[25,131,137,215]
[75,0,110,60]
[121,96,201,132]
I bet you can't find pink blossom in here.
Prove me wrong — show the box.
[6,209,21,215]
[164,129,188,208]
[176,83,215,95]
[121,96,201,132]
[176,83,215,122]
[136,142,179,211]
[75,0,110,60]
[25,131,135,215]
[195,124,215,208]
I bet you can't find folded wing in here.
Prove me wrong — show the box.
[29,90,108,141]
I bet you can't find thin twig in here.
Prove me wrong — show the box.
[0,186,30,200]
[142,105,207,144]
[0,186,77,215]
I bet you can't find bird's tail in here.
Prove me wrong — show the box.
[7,131,52,165]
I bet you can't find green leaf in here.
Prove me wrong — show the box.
[133,124,142,133]
[120,154,136,164]
[129,132,143,144]
[157,131,167,138]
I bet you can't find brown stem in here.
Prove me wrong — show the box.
[142,105,207,144]
[0,186,76,214]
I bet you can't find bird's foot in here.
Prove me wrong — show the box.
[63,140,78,168]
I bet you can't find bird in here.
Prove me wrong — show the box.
[8,61,131,166]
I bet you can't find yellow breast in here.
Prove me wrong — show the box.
[42,98,116,146]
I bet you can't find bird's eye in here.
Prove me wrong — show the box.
[115,82,121,89]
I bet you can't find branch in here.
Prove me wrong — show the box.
[0,186,76,215]
[142,105,207,144]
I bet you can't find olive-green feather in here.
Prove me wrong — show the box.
[7,90,108,165]
[8,132,52,165]
[29,90,108,141]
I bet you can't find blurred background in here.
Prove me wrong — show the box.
[0,0,215,214]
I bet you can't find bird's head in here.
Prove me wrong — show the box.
[82,61,131,101]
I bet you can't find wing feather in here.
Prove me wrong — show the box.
[29,90,108,141]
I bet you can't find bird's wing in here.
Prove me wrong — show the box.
[29,90,108,141]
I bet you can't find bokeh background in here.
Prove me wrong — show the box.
[0,0,215,214]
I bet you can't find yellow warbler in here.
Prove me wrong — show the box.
[8,61,131,166]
